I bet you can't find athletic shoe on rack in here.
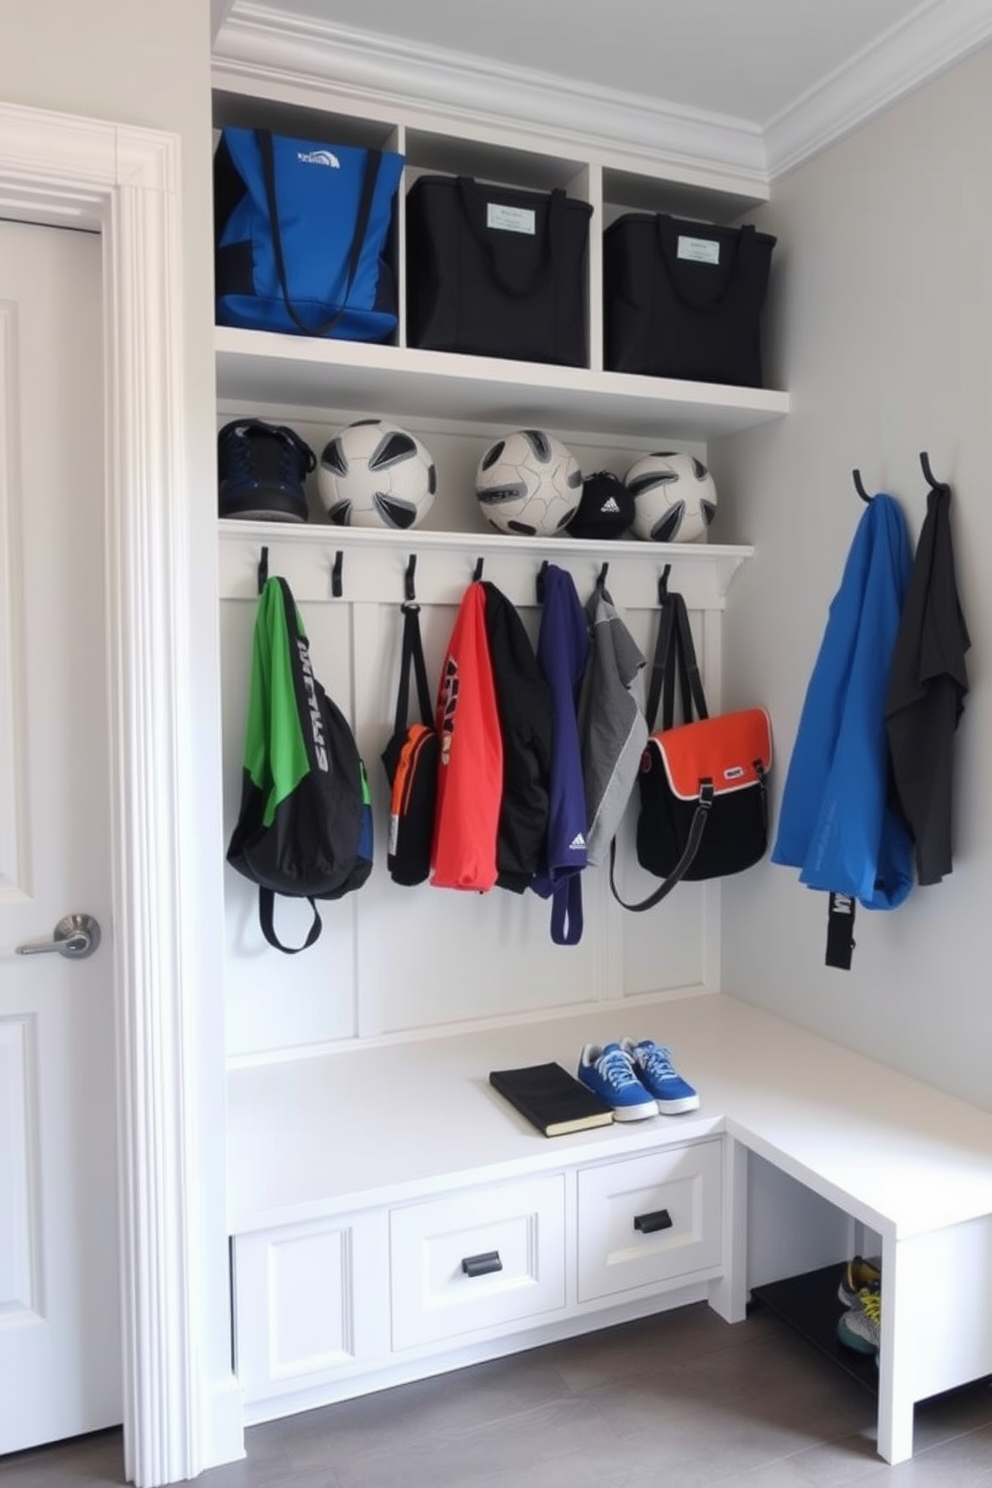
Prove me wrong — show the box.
[837,1255,881,1309]
[837,1286,881,1356]
[218,418,315,522]
[620,1038,700,1114]
[577,1043,657,1122]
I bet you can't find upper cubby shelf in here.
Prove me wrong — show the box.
[215,327,789,444]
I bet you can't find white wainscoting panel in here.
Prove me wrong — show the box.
[233,1210,390,1400]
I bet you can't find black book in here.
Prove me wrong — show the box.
[489,1062,614,1137]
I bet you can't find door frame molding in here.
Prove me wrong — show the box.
[0,104,213,1486]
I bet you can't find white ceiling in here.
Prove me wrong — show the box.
[264,0,930,125]
[214,1,992,178]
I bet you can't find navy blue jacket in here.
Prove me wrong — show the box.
[531,565,590,944]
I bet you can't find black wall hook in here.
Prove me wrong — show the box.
[536,560,549,604]
[257,545,269,594]
[852,469,872,503]
[331,550,344,598]
[596,561,609,592]
[920,451,946,491]
[404,553,417,604]
[473,556,485,582]
[657,563,672,603]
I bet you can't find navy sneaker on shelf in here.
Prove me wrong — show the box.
[620,1038,700,1114]
[577,1043,657,1122]
[218,417,315,522]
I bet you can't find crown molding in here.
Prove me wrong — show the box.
[765,0,992,178]
[214,2,769,194]
[216,1,992,194]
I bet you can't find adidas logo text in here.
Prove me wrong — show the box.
[297,150,340,167]
[600,496,620,514]
[569,833,586,851]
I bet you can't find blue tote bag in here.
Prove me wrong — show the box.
[214,128,404,341]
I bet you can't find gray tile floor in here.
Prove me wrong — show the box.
[6,1303,992,1487]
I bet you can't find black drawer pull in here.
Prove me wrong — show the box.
[461,1250,503,1278]
[634,1209,673,1235]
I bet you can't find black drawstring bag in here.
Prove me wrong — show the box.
[380,601,439,887]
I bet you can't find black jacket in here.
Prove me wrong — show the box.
[481,582,554,892]
[885,482,970,886]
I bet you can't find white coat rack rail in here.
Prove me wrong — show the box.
[217,521,753,613]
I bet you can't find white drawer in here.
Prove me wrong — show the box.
[390,1175,566,1350]
[233,1210,390,1402]
[577,1141,722,1302]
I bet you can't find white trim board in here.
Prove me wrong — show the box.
[215,0,992,184]
[0,103,240,1487]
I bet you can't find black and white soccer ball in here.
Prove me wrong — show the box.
[625,451,718,543]
[475,429,582,537]
[318,419,437,529]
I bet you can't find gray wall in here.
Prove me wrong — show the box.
[712,43,992,1111]
[0,0,234,1453]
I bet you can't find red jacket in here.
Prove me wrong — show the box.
[430,583,503,891]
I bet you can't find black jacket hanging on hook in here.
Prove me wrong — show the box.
[885,479,970,885]
[480,582,554,893]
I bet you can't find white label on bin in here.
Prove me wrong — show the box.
[487,203,536,235]
[678,235,721,264]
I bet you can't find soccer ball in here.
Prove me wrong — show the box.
[625,451,717,543]
[476,429,582,537]
[317,419,437,529]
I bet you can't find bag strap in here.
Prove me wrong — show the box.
[455,178,568,299]
[644,593,677,731]
[645,591,708,730]
[259,888,323,953]
[258,131,383,336]
[393,602,434,734]
[654,216,756,312]
[608,780,715,913]
[666,592,709,727]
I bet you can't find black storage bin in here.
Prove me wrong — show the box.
[604,213,776,387]
[406,175,594,367]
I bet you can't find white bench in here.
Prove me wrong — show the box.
[227,992,992,1463]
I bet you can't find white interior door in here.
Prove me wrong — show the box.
[0,220,120,1453]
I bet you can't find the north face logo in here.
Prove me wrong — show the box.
[297,149,340,167]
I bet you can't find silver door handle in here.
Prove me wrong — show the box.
[16,913,102,960]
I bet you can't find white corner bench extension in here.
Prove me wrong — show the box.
[227,993,992,1465]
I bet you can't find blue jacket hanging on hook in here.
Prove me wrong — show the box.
[772,492,914,915]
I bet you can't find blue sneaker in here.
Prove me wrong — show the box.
[620,1039,700,1114]
[577,1043,657,1122]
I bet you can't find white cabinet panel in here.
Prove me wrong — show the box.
[577,1141,722,1301]
[233,1211,389,1401]
[390,1176,566,1350]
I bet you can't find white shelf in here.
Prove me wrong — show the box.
[215,327,789,443]
[218,520,754,611]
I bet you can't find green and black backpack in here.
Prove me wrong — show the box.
[227,576,372,952]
